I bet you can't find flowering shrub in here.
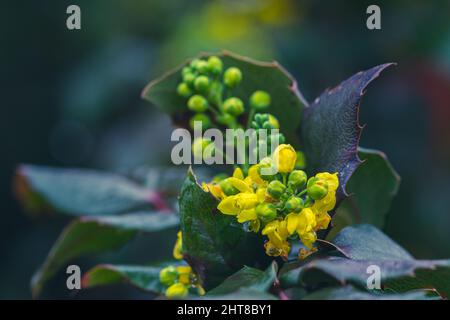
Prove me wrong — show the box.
[15,51,450,300]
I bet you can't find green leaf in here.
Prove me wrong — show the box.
[179,168,271,290]
[207,261,277,296]
[32,211,179,297]
[301,64,395,203]
[328,148,400,237]
[142,50,306,143]
[282,225,449,299]
[82,264,166,293]
[302,285,433,300]
[331,224,413,260]
[299,257,450,299]
[15,165,168,216]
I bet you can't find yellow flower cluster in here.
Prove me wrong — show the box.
[204,144,339,259]
[159,231,205,298]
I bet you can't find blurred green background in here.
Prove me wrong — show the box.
[1,0,449,299]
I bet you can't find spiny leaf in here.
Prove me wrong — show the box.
[328,148,400,237]
[32,211,179,297]
[299,257,450,299]
[331,224,413,261]
[301,64,395,204]
[15,165,169,216]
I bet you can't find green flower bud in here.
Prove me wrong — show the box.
[192,138,213,159]
[194,75,210,93]
[187,95,208,112]
[159,266,178,286]
[256,203,277,221]
[190,59,201,69]
[195,60,209,74]
[223,67,242,88]
[189,113,211,130]
[288,170,307,189]
[182,66,192,77]
[223,97,244,116]
[207,56,223,75]
[258,158,277,181]
[285,196,304,212]
[183,72,196,86]
[219,178,240,196]
[216,113,236,126]
[250,90,271,111]
[307,177,329,200]
[267,180,286,199]
[177,82,192,98]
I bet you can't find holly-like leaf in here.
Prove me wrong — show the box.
[15,165,169,217]
[331,224,413,261]
[32,211,179,297]
[328,148,400,237]
[179,168,271,290]
[281,225,449,299]
[299,257,450,299]
[207,261,277,296]
[302,285,433,300]
[142,50,307,143]
[301,64,395,203]
[82,264,166,293]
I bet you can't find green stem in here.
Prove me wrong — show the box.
[247,108,255,129]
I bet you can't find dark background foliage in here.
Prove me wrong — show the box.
[0,0,449,298]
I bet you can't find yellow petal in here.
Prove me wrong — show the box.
[235,193,259,210]
[316,172,339,191]
[256,187,267,203]
[248,165,265,185]
[228,177,253,193]
[165,283,188,298]
[300,231,317,249]
[217,196,239,215]
[315,211,331,230]
[173,231,183,260]
[261,220,278,235]
[297,208,316,234]
[286,213,300,235]
[272,144,297,173]
[237,208,257,223]
[233,167,244,180]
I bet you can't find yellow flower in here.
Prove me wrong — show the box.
[273,144,297,173]
[310,172,339,230]
[176,265,192,285]
[262,220,290,258]
[216,168,269,232]
[173,231,183,260]
[286,208,317,249]
[165,283,188,298]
